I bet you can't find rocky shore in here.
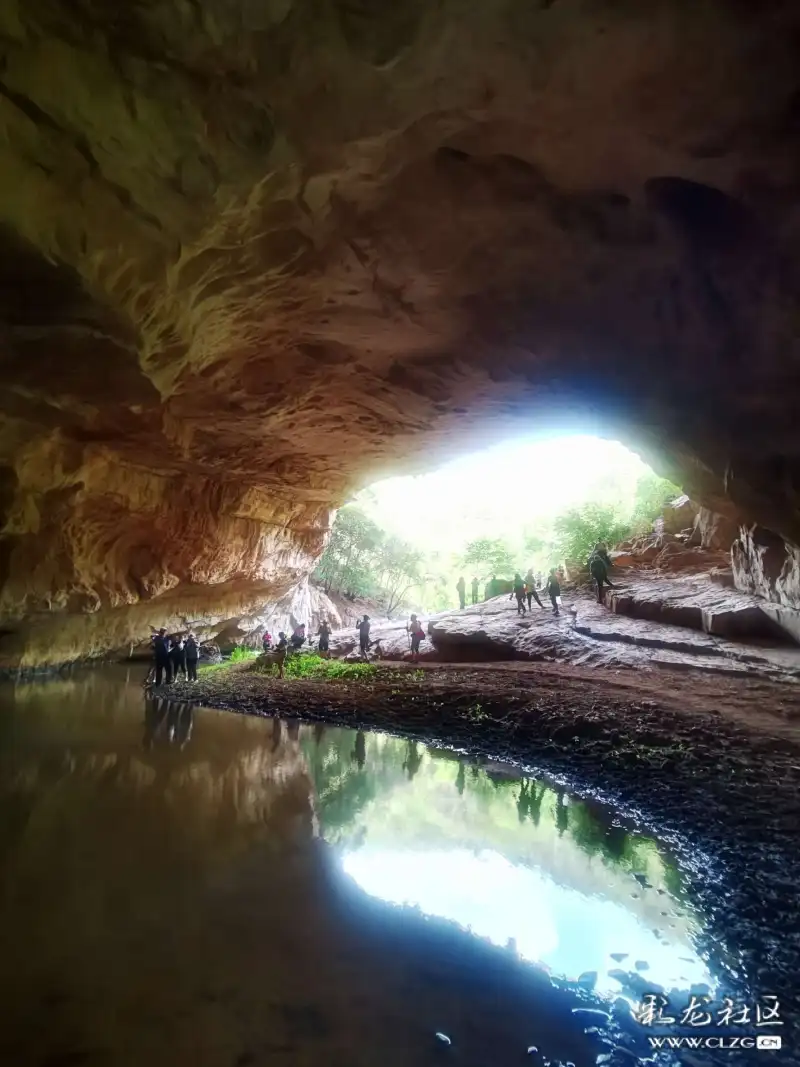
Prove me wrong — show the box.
[162,655,800,1031]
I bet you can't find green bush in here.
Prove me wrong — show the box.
[255,651,377,681]
[229,646,257,663]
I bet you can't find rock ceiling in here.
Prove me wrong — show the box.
[1,0,800,661]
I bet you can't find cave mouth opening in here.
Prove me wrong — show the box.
[357,433,672,555]
[319,433,681,616]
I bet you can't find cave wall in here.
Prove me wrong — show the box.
[732,526,800,643]
[1,1,800,664]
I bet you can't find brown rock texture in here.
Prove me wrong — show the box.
[326,595,800,681]
[2,2,800,663]
[733,525,800,642]
[692,507,740,552]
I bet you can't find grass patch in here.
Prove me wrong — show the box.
[197,660,228,674]
[229,646,257,663]
[255,652,377,681]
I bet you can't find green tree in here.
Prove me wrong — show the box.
[552,501,632,566]
[629,472,682,533]
[314,506,382,595]
[462,537,517,576]
[374,536,424,615]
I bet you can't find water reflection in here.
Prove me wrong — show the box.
[143,698,194,749]
[301,728,713,1001]
[0,667,723,1067]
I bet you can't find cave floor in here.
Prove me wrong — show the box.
[165,657,800,1027]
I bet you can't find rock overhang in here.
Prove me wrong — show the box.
[1,0,800,663]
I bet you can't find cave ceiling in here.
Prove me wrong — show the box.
[1,0,800,650]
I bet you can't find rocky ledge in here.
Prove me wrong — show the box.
[330,591,800,683]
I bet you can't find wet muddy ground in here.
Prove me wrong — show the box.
[165,659,800,1036]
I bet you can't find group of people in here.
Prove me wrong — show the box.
[454,569,563,617]
[456,576,482,608]
[150,628,200,686]
[452,541,616,619]
[261,619,333,656]
[356,612,427,663]
[511,569,563,616]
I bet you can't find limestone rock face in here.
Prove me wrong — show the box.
[733,526,800,643]
[2,2,800,663]
[693,508,740,552]
[658,496,697,536]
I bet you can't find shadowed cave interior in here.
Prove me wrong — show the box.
[1,1,800,664]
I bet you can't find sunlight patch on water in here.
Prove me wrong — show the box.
[343,846,714,998]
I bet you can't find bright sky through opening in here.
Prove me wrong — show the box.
[356,435,652,554]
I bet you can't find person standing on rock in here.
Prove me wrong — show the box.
[317,619,331,657]
[545,570,561,616]
[357,615,371,658]
[456,575,466,609]
[151,627,172,686]
[185,633,199,682]
[512,572,527,615]
[471,576,479,605]
[170,635,187,682]
[524,568,544,610]
[589,542,615,605]
[407,613,425,662]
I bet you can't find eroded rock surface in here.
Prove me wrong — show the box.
[329,595,800,682]
[733,525,800,642]
[2,2,800,662]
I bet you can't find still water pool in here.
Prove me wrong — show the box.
[0,667,722,1066]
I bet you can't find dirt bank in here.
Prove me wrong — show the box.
[162,658,800,1030]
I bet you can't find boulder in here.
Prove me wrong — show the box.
[732,526,800,644]
[693,509,740,552]
[660,495,697,535]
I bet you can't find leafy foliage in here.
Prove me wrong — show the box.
[553,471,682,565]
[552,501,632,566]
[261,652,377,680]
[314,505,422,614]
[229,646,257,663]
[629,472,682,533]
[461,537,518,576]
[314,506,383,597]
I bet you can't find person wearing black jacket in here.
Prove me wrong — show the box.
[524,568,544,610]
[170,635,187,682]
[185,634,199,681]
[152,628,172,686]
[545,570,562,616]
[589,542,615,605]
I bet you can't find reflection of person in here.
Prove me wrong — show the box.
[176,705,194,749]
[455,763,466,796]
[403,741,423,781]
[143,697,169,748]
[271,716,283,752]
[352,730,366,770]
